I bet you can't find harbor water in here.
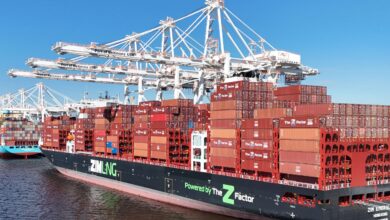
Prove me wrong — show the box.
[0,157,238,220]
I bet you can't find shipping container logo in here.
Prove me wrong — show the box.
[90,159,118,177]
[223,184,254,205]
[184,182,254,205]
[222,184,235,205]
[152,130,165,135]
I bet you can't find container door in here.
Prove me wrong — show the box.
[165,178,173,193]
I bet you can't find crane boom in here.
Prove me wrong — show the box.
[8,69,195,89]
[8,0,321,104]
[52,42,210,68]
[26,58,203,80]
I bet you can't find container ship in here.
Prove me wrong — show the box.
[8,1,390,219]
[40,81,390,220]
[0,118,42,158]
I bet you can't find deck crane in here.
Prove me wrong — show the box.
[8,0,319,104]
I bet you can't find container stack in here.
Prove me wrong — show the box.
[275,85,331,104]
[133,101,160,159]
[43,116,75,150]
[0,119,42,146]
[195,104,210,130]
[74,108,94,152]
[149,99,195,166]
[108,104,134,157]
[279,128,324,180]
[330,104,389,139]
[240,118,278,178]
[93,107,112,154]
[37,81,390,190]
[209,80,274,172]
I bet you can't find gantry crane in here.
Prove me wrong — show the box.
[0,83,76,122]
[8,0,319,104]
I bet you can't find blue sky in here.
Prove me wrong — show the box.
[0,0,389,104]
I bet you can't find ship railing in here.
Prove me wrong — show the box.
[240,175,257,181]
[278,180,319,190]
[367,179,389,186]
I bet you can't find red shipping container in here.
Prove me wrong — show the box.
[133,129,149,136]
[133,122,149,129]
[150,129,169,136]
[134,108,149,116]
[209,156,238,168]
[94,146,105,153]
[94,130,106,136]
[241,160,273,172]
[279,139,321,152]
[240,129,274,140]
[210,110,243,120]
[210,119,241,129]
[151,151,167,160]
[279,151,321,165]
[133,136,149,143]
[210,129,239,139]
[163,99,192,107]
[241,149,273,161]
[241,119,274,129]
[292,104,333,116]
[209,138,239,148]
[279,128,321,140]
[275,94,302,103]
[279,162,320,178]
[134,115,149,122]
[94,136,106,143]
[150,143,167,152]
[211,100,244,111]
[150,122,168,129]
[216,80,250,91]
[275,85,327,96]
[107,136,119,142]
[75,134,85,140]
[241,139,273,150]
[210,148,237,158]
[139,101,161,107]
[254,108,292,119]
[280,116,322,128]
[211,91,244,101]
[150,114,168,122]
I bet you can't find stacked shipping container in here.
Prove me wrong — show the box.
[0,119,42,145]
[209,80,274,173]
[133,101,159,159]
[275,85,331,104]
[195,104,210,130]
[108,104,134,157]
[149,99,195,165]
[240,118,278,178]
[43,116,75,150]
[38,81,390,190]
[279,128,323,178]
[330,103,389,139]
[74,108,94,152]
[93,107,112,154]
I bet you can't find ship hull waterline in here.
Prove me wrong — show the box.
[43,149,390,220]
[0,146,42,158]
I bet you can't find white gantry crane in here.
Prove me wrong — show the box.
[8,0,319,104]
[0,83,76,122]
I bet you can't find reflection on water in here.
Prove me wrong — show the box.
[0,158,236,219]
